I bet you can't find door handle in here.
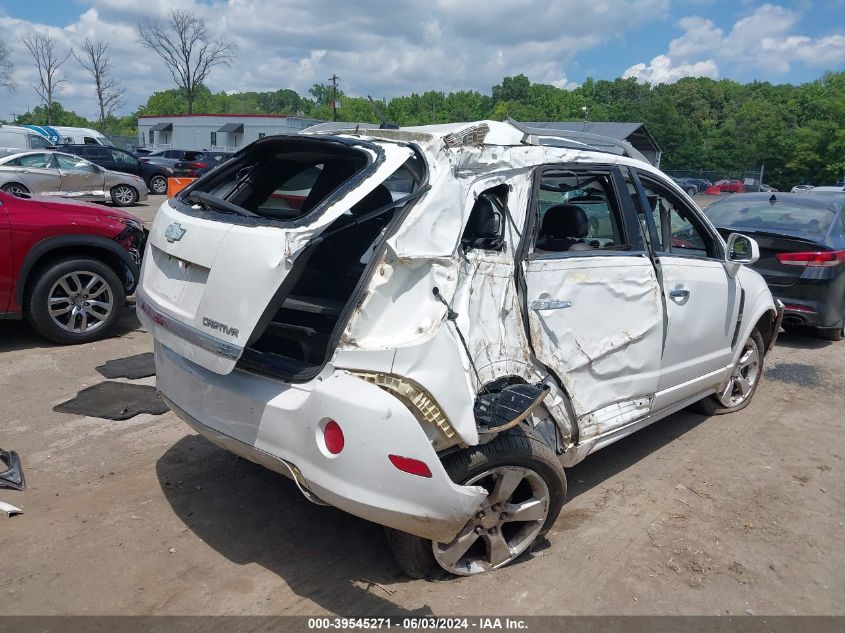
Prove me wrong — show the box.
[668,288,690,300]
[530,299,572,311]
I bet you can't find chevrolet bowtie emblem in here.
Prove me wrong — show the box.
[164,222,186,243]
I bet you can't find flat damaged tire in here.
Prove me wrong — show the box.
[692,328,765,415]
[385,425,566,578]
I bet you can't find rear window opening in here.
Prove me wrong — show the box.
[237,155,423,379]
[183,138,373,222]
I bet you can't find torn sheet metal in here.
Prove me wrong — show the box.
[0,449,25,491]
[0,501,23,517]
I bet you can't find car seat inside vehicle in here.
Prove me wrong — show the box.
[243,184,399,367]
[536,203,593,252]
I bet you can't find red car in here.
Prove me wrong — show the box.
[705,179,746,194]
[0,190,147,343]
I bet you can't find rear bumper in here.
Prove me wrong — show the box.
[154,341,485,542]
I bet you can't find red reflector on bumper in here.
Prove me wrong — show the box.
[323,420,344,454]
[388,455,432,478]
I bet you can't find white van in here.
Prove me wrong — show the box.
[38,126,113,146]
[0,125,54,157]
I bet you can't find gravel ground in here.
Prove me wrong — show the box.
[1,192,842,616]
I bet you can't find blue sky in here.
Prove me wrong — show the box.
[1,1,843,119]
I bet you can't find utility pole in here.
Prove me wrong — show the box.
[329,74,339,122]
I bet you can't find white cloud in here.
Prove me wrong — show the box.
[623,54,719,83]
[0,0,670,119]
[633,3,845,80]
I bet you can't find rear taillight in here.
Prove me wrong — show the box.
[388,455,432,478]
[776,249,845,267]
[189,162,206,169]
[139,157,149,163]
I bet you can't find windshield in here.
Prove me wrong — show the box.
[705,199,836,237]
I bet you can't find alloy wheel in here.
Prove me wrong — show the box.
[3,184,27,196]
[432,466,550,575]
[47,271,114,334]
[113,185,135,205]
[150,176,167,194]
[718,337,761,407]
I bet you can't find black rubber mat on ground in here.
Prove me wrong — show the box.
[53,381,169,420]
[95,352,156,379]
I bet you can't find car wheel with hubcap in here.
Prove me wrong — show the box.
[687,186,697,196]
[385,425,566,577]
[2,182,30,196]
[25,256,124,344]
[111,184,138,206]
[692,328,765,415]
[149,175,167,195]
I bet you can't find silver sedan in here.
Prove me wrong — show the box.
[0,151,149,206]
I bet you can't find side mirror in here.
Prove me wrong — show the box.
[724,232,759,277]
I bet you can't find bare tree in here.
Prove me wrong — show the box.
[137,10,235,114]
[0,41,14,91]
[73,38,125,131]
[20,32,70,124]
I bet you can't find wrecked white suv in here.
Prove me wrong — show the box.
[138,120,782,577]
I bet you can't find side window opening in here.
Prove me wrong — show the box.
[28,135,50,149]
[461,185,507,252]
[534,170,627,253]
[640,176,716,258]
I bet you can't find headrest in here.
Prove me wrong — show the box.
[540,203,589,239]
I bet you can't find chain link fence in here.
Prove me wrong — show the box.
[663,167,771,194]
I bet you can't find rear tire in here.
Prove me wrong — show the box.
[2,182,30,196]
[386,425,566,578]
[25,256,124,344]
[687,187,697,196]
[817,326,844,341]
[692,329,765,415]
[111,185,138,206]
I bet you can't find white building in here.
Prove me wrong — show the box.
[137,114,325,152]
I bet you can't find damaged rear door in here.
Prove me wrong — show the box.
[520,166,664,438]
[137,136,414,374]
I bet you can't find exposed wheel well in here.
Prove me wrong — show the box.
[754,309,779,353]
[22,246,130,306]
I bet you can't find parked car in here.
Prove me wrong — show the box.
[705,192,845,340]
[791,184,814,193]
[672,177,701,196]
[140,149,206,170]
[0,189,147,343]
[58,144,172,195]
[0,151,148,206]
[807,185,845,195]
[137,121,781,577]
[706,179,746,194]
[172,151,233,178]
[760,184,778,192]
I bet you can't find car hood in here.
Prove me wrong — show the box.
[29,194,144,223]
